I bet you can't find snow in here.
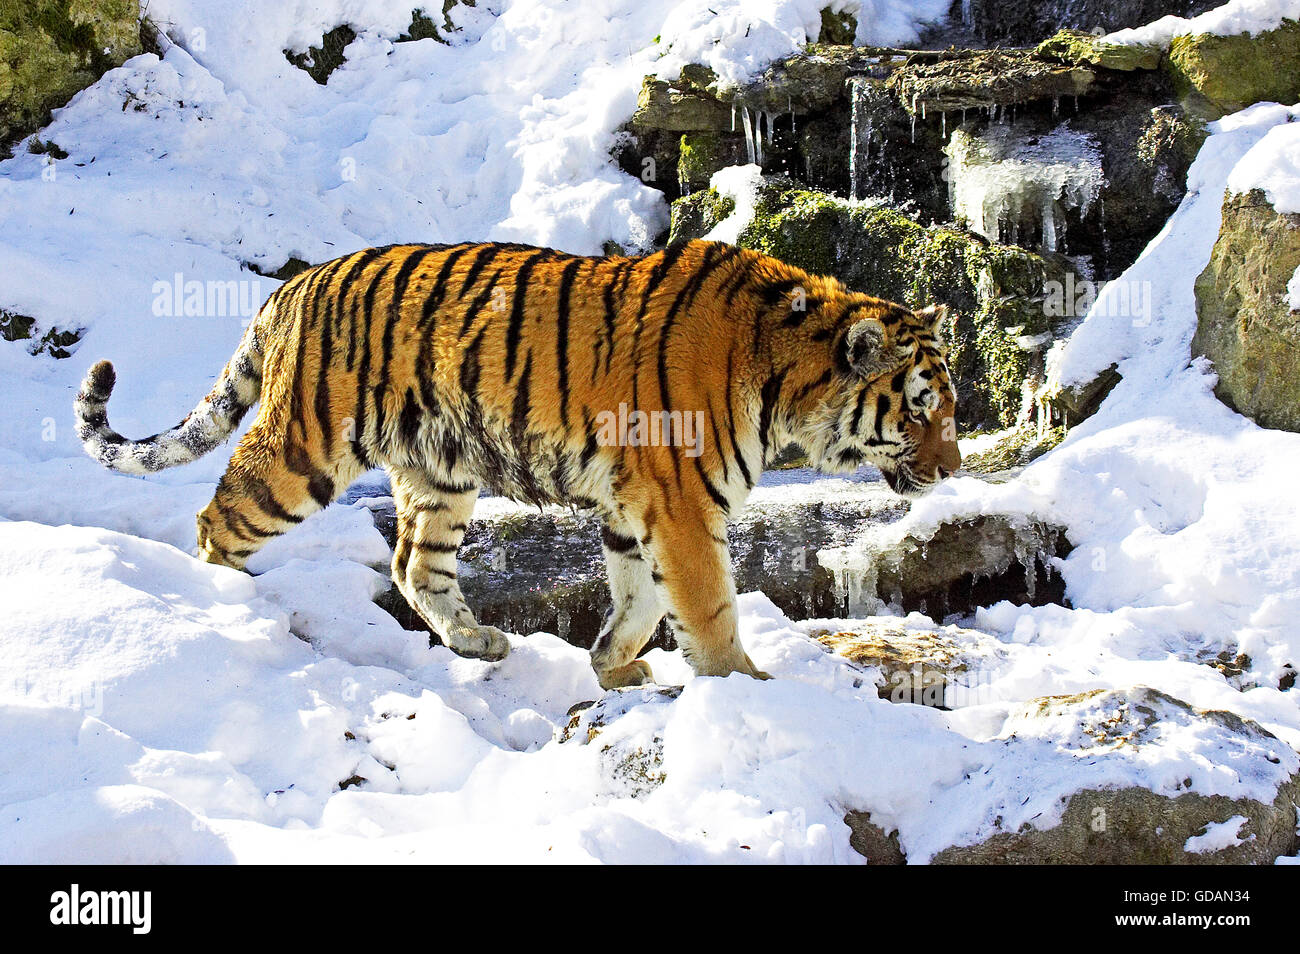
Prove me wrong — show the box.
[1225,112,1300,212]
[702,163,766,244]
[1184,814,1253,853]
[1,0,1299,863]
[1105,0,1300,48]
[1289,264,1300,310]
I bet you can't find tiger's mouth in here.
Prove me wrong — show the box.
[881,464,934,499]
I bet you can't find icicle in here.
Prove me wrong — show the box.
[849,80,861,200]
[941,111,946,138]
[731,101,736,132]
[741,106,756,164]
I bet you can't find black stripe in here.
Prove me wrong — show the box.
[459,243,508,295]
[706,396,729,482]
[511,352,532,450]
[724,348,753,488]
[376,248,436,444]
[600,525,639,554]
[459,267,504,336]
[460,326,486,397]
[504,250,551,380]
[351,260,393,462]
[693,457,731,514]
[399,387,422,449]
[656,245,735,483]
[556,258,581,430]
[630,243,691,408]
[428,477,478,495]
[334,248,385,344]
[419,244,474,332]
[307,472,335,508]
[414,540,459,554]
[243,475,304,525]
[758,367,787,459]
[580,408,600,470]
[850,388,869,433]
[875,394,890,439]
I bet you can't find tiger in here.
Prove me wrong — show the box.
[75,239,960,688]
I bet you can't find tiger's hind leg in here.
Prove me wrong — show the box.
[196,419,362,570]
[589,521,666,690]
[389,467,510,662]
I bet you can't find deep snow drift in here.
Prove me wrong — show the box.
[1,0,1298,862]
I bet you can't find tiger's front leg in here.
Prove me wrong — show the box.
[389,467,510,662]
[589,522,666,690]
[641,502,769,682]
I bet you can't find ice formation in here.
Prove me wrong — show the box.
[945,121,1106,252]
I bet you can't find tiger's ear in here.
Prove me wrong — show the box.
[841,318,907,379]
[916,303,951,339]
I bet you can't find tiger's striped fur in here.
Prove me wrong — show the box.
[75,240,960,686]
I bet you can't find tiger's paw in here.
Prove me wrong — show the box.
[445,624,512,662]
[692,648,771,681]
[595,658,655,691]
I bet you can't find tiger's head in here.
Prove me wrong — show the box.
[801,301,960,498]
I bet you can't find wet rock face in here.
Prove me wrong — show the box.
[818,513,1072,619]
[1193,190,1300,433]
[370,475,908,650]
[957,0,1221,47]
[0,0,142,147]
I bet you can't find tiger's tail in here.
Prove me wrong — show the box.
[75,324,264,475]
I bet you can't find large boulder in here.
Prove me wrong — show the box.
[1034,29,1162,72]
[818,511,1071,619]
[1192,190,1300,433]
[924,688,1300,864]
[887,48,1095,115]
[812,618,1008,706]
[366,476,909,649]
[1167,20,1300,118]
[0,0,142,147]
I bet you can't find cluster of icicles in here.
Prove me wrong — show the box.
[730,100,792,167]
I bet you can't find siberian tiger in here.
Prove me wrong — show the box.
[75,240,960,688]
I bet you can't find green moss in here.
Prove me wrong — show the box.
[0,0,141,144]
[1168,20,1300,118]
[962,425,1066,474]
[1,307,80,357]
[1034,29,1161,72]
[817,6,857,45]
[677,130,744,194]
[284,24,357,84]
[731,180,1065,427]
[397,2,475,46]
[667,188,734,245]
